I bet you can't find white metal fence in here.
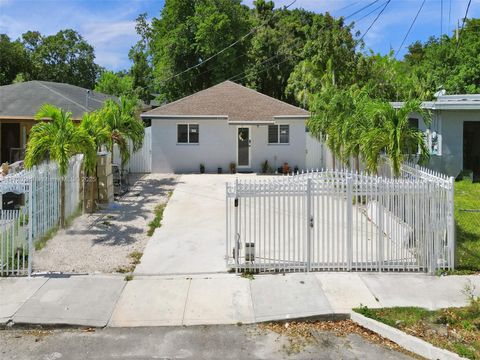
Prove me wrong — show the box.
[0,154,84,276]
[113,126,152,173]
[226,164,455,274]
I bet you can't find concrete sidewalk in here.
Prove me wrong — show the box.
[1,273,479,328]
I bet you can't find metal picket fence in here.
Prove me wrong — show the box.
[226,164,455,274]
[0,154,84,276]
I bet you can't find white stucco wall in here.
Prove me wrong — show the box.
[150,117,306,173]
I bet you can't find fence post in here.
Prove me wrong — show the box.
[234,179,240,274]
[377,178,384,272]
[27,177,33,278]
[448,176,455,270]
[306,178,312,272]
[346,177,353,271]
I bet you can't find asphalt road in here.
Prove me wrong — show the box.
[0,325,414,360]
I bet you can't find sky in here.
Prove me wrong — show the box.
[0,0,478,71]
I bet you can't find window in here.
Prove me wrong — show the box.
[268,124,289,144]
[177,124,199,144]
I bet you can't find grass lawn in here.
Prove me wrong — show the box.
[455,179,480,271]
[354,298,480,359]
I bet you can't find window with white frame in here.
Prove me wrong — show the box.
[268,124,289,144]
[177,124,199,144]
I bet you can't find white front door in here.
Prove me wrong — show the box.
[237,127,251,168]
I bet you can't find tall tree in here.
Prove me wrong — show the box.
[244,2,313,102]
[95,71,134,97]
[150,0,251,102]
[21,29,99,89]
[24,105,96,225]
[286,13,358,105]
[0,34,28,85]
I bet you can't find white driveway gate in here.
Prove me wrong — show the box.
[113,126,152,173]
[226,166,455,274]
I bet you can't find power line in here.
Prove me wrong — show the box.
[344,0,380,20]
[335,1,359,13]
[359,0,391,41]
[355,1,389,23]
[448,0,452,34]
[230,56,293,84]
[395,0,426,58]
[228,53,285,82]
[157,0,298,85]
[454,0,472,53]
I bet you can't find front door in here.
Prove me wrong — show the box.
[237,127,250,168]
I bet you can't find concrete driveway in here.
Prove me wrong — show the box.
[136,174,254,275]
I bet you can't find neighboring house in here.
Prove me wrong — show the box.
[141,81,310,173]
[393,94,480,178]
[0,81,114,165]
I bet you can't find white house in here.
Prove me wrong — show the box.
[393,94,480,178]
[141,81,312,173]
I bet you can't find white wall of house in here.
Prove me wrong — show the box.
[150,117,307,173]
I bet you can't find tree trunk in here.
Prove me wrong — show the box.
[60,178,65,227]
[355,155,360,173]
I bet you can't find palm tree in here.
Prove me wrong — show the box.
[99,96,144,170]
[79,111,111,212]
[24,104,96,226]
[360,100,431,176]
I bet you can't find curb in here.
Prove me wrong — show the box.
[350,312,467,360]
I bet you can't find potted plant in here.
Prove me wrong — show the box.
[229,162,236,174]
[200,163,205,174]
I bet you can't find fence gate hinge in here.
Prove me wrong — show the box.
[309,216,314,228]
[234,198,239,207]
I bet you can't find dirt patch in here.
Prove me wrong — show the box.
[32,174,178,274]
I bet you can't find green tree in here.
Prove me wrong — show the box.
[286,13,358,104]
[97,97,145,169]
[21,29,99,89]
[24,104,96,226]
[150,0,251,102]
[129,13,153,103]
[403,18,480,94]
[244,3,312,102]
[0,34,28,85]
[95,71,134,97]
[360,100,431,176]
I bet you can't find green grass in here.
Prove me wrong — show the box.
[354,297,480,359]
[147,192,173,237]
[35,226,59,251]
[454,179,480,271]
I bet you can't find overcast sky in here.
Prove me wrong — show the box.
[0,0,478,71]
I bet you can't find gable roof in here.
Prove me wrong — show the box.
[141,81,309,121]
[0,81,115,120]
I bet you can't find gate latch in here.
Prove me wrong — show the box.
[234,198,239,207]
[309,216,314,228]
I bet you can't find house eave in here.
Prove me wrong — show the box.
[141,114,228,119]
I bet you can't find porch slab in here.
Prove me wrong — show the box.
[183,276,255,325]
[109,277,190,327]
[0,277,49,325]
[314,273,381,313]
[359,273,480,310]
[13,276,125,327]
[250,273,333,322]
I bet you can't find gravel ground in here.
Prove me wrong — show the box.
[32,173,178,274]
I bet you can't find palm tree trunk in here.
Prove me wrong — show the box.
[355,155,360,173]
[60,178,65,227]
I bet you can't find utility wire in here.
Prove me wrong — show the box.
[157,0,297,84]
[336,1,359,13]
[441,0,443,37]
[228,53,285,82]
[344,0,380,20]
[454,0,472,53]
[359,0,391,41]
[230,57,293,84]
[395,0,426,58]
[355,0,389,23]
[448,0,452,34]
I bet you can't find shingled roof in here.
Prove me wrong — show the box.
[142,81,309,121]
[0,81,115,120]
